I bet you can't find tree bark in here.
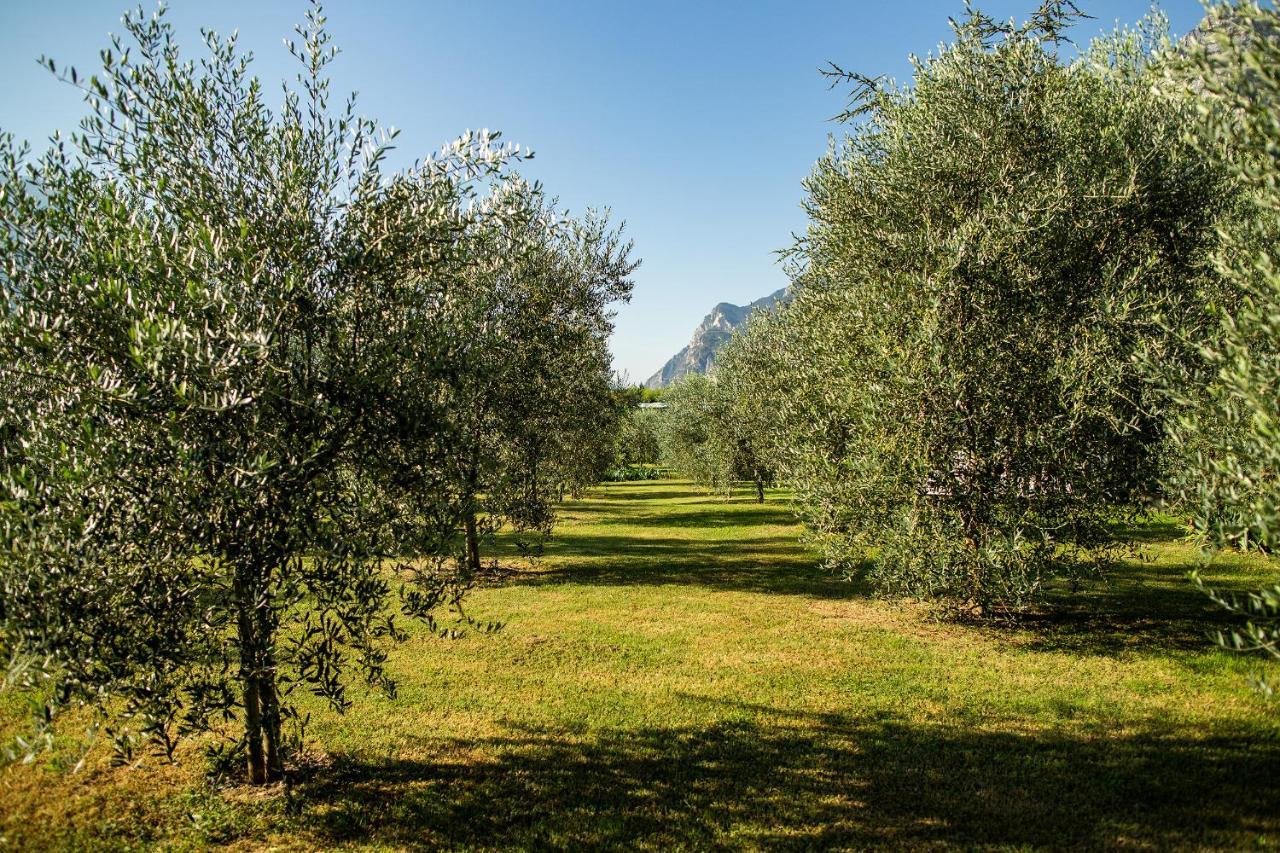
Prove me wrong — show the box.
[465,509,481,573]
[243,677,265,784]
[236,564,282,784]
[755,470,765,503]
[236,597,266,785]
[464,464,482,573]
[260,650,284,782]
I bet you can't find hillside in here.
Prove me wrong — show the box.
[644,287,789,389]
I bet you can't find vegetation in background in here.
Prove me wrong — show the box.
[611,382,666,408]
[447,192,636,572]
[613,406,662,469]
[718,3,1234,616]
[658,374,772,501]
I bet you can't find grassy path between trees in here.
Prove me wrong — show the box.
[3,480,1279,850]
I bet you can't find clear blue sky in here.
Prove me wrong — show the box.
[0,0,1209,382]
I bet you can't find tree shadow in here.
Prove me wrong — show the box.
[1015,562,1246,655]
[282,708,1280,850]
[543,483,1259,650]
[502,533,860,600]
[1108,517,1190,545]
[617,504,799,529]
[581,487,705,503]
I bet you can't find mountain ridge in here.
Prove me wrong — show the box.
[643,287,789,389]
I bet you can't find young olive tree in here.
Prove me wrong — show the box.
[720,4,1231,615]
[659,375,735,495]
[615,406,662,468]
[658,372,771,500]
[712,322,780,503]
[0,5,579,783]
[447,185,636,572]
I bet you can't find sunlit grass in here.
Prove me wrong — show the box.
[2,480,1278,850]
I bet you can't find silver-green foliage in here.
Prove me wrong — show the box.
[658,375,736,494]
[1163,3,1280,552]
[0,4,632,781]
[658,372,771,500]
[1162,2,1280,693]
[615,407,662,468]
[720,4,1231,614]
[443,185,635,568]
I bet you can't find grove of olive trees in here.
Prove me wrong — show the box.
[714,3,1241,615]
[2,5,1280,844]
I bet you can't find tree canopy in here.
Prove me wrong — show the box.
[0,4,634,782]
[716,3,1234,614]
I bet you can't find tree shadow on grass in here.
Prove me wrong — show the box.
[581,487,707,503]
[616,503,799,530]
[503,533,860,600]
[1108,518,1190,545]
[546,484,1253,652]
[283,710,1280,850]
[1013,559,1257,656]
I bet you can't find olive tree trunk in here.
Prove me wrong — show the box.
[235,568,283,784]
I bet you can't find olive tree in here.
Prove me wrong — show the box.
[719,4,1231,614]
[659,375,733,495]
[447,187,636,571]
[615,407,662,467]
[0,4,594,783]
[1156,2,1280,693]
[1160,3,1280,553]
[658,372,771,501]
[712,322,780,503]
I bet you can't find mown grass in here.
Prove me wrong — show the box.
[2,480,1278,850]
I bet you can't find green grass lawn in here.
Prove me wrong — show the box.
[2,480,1278,850]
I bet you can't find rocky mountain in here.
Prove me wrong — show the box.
[644,287,789,389]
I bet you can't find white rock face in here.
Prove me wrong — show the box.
[644,287,789,389]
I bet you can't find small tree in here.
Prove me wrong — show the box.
[659,375,731,494]
[615,407,662,467]
[715,322,780,503]
[658,373,770,500]
[447,189,636,571]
